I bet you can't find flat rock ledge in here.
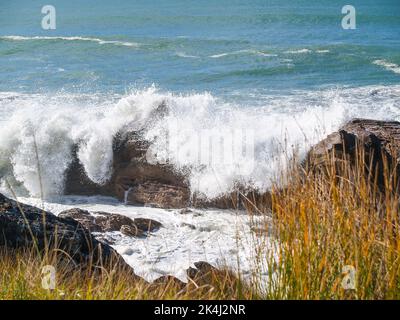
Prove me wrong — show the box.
[58,208,162,238]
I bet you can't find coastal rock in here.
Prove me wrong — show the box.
[58,208,162,237]
[152,275,187,290]
[64,112,191,208]
[180,222,196,230]
[308,118,400,187]
[63,102,260,209]
[58,208,102,232]
[130,217,162,232]
[179,208,194,214]
[0,193,125,267]
[111,129,192,208]
[120,225,140,237]
[186,261,223,285]
[123,181,190,209]
[149,262,236,291]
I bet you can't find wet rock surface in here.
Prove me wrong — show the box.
[64,103,264,209]
[65,128,191,209]
[0,193,126,267]
[66,117,400,209]
[58,208,162,237]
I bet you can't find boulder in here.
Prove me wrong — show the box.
[0,193,125,267]
[120,225,141,237]
[186,261,224,285]
[149,262,238,292]
[308,118,400,187]
[57,208,102,232]
[123,181,190,209]
[58,208,162,237]
[130,217,162,232]
[65,128,191,209]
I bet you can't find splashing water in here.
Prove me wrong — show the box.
[1,85,400,199]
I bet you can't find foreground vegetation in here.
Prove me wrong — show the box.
[264,147,400,299]
[0,246,253,300]
[1,146,400,299]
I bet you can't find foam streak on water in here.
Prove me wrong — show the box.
[0,35,139,47]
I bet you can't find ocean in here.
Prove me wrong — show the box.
[0,0,399,281]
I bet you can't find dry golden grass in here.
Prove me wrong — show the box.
[0,245,255,300]
[264,145,400,299]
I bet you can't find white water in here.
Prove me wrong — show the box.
[18,195,272,283]
[373,59,400,75]
[1,85,400,199]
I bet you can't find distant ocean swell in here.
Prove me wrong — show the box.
[3,35,400,78]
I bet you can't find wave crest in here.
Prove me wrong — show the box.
[373,59,400,75]
[1,85,400,199]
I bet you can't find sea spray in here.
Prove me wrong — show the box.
[1,85,400,199]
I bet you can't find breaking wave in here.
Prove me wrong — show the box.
[1,85,400,199]
[373,59,400,75]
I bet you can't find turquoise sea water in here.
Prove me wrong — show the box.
[0,0,399,96]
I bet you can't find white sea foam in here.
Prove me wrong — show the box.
[18,195,272,283]
[176,52,200,59]
[209,49,276,58]
[1,85,400,199]
[284,48,312,54]
[0,35,139,47]
[284,48,329,54]
[373,59,400,75]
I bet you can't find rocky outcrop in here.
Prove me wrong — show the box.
[0,193,127,267]
[70,108,400,210]
[65,126,191,209]
[308,118,400,187]
[58,208,162,237]
[63,102,259,210]
[186,261,222,285]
